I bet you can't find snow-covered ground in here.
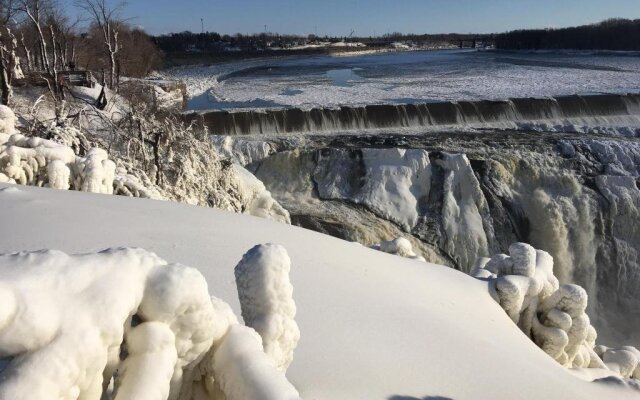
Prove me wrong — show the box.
[168,50,640,112]
[0,183,638,399]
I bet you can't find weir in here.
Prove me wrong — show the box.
[183,93,640,135]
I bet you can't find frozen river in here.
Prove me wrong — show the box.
[170,49,640,111]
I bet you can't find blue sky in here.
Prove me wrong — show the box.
[64,0,640,36]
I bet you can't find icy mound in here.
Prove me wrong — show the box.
[0,247,300,400]
[472,243,640,382]
[371,237,426,262]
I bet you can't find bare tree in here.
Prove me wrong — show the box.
[0,33,13,104]
[16,0,53,74]
[74,0,124,90]
[0,0,16,25]
[19,33,32,71]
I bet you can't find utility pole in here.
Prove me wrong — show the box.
[201,18,204,34]
[264,24,267,33]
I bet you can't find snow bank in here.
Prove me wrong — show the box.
[0,247,301,400]
[234,244,300,371]
[371,237,426,262]
[472,242,640,383]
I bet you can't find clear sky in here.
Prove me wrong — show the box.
[64,0,640,36]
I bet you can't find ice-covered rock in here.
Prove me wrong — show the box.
[437,153,491,270]
[211,135,276,166]
[234,244,300,371]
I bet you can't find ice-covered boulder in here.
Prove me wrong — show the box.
[234,244,300,372]
[314,148,431,231]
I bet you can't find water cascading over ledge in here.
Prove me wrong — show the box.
[183,93,640,135]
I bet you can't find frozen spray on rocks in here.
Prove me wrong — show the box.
[234,243,300,372]
[0,246,302,400]
[472,242,640,384]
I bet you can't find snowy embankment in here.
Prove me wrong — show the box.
[0,183,637,400]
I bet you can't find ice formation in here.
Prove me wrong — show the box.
[234,244,300,372]
[0,104,291,223]
[232,165,291,225]
[0,105,17,135]
[592,346,640,381]
[437,153,491,269]
[0,247,301,400]
[0,131,163,199]
[371,237,426,262]
[315,148,431,231]
[247,134,640,348]
[472,243,640,381]
[212,325,301,400]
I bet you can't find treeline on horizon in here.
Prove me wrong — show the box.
[496,18,640,51]
[153,31,490,53]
